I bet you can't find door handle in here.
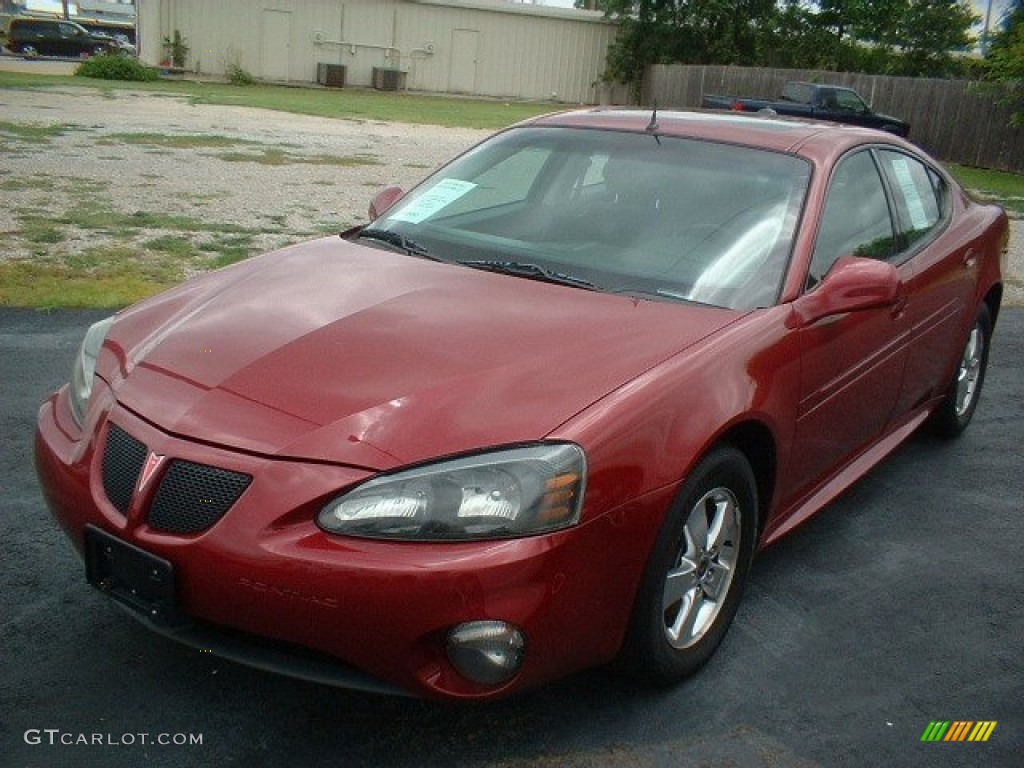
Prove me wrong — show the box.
[890,294,908,318]
[963,249,978,269]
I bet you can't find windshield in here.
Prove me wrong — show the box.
[363,127,810,310]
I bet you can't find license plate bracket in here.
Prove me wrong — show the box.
[84,525,181,626]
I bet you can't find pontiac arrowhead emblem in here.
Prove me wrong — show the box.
[138,452,166,492]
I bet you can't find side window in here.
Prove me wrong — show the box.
[807,151,896,289]
[877,150,947,250]
[835,89,867,112]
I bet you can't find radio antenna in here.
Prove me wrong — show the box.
[646,103,659,133]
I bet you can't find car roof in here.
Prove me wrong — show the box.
[787,81,856,92]
[523,108,906,161]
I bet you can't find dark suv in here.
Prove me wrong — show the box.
[7,18,118,58]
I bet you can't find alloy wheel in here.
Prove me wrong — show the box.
[662,487,740,649]
[955,322,984,417]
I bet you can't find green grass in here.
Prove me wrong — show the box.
[143,234,195,257]
[50,202,258,235]
[214,148,382,166]
[203,247,257,270]
[0,71,559,130]
[0,120,79,144]
[3,188,275,307]
[946,164,1024,216]
[20,219,64,244]
[0,256,179,309]
[0,175,54,191]
[101,132,262,149]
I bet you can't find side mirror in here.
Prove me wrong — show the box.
[792,256,900,326]
[369,185,405,221]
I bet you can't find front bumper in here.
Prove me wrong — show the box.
[34,384,662,700]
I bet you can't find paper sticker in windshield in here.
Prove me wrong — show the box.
[890,157,930,230]
[389,179,477,224]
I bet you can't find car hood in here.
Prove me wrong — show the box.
[874,111,909,131]
[105,237,740,469]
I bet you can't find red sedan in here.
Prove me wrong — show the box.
[35,109,1008,700]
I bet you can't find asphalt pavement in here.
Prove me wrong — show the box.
[1,307,1021,768]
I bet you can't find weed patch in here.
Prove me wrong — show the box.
[103,132,263,150]
[0,121,78,144]
[143,234,195,257]
[214,148,381,166]
[0,175,54,191]
[20,219,65,244]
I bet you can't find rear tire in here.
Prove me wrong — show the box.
[929,303,992,438]
[620,445,758,682]
[19,44,39,59]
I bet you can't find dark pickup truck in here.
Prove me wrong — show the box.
[701,81,910,137]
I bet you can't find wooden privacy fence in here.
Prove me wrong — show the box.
[643,64,1024,174]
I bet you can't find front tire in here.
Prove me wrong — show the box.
[929,303,992,438]
[621,445,758,682]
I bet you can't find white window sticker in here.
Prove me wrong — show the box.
[890,157,930,230]
[388,179,477,224]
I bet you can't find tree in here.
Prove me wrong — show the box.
[808,0,977,76]
[884,1,978,77]
[599,0,776,94]
[756,2,846,69]
[986,0,1024,124]
[760,0,890,71]
[597,0,979,94]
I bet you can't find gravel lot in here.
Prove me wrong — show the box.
[1,83,1021,304]
[1,86,490,264]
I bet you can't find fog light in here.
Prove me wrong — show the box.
[446,621,526,686]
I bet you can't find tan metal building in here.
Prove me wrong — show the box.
[136,0,621,104]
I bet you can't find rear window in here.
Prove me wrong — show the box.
[781,83,814,104]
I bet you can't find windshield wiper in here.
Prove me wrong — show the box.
[357,229,437,260]
[459,260,599,290]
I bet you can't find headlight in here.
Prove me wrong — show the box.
[318,443,586,541]
[69,315,114,426]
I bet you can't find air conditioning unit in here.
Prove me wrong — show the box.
[372,67,406,91]
[316,63,346,88]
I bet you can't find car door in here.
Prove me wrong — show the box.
[56,22,84,57]
[47,23,69,57]
[788,149,913,499]
[875,150,973,418]
[831,88,873,129]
